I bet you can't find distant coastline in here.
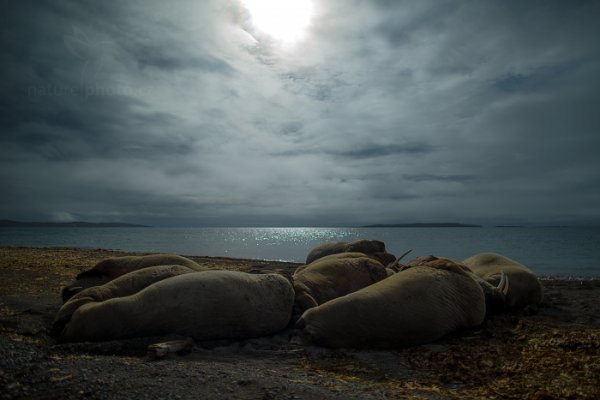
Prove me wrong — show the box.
[0,219,149,228]
[361,222,481,228]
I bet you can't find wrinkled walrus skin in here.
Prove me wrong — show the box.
[53,265,197,336]
[305,240,395,265]
[297,265,486,348]
[463,252,543,309]
[405,255,508,314]
[58,271,295,343]
[292,252,388,320]
[61,254,206,302]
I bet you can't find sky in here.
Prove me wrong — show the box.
[1,0,599,227]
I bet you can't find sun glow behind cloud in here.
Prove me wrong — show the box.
[3,0,600,228]
[242,0,314,44]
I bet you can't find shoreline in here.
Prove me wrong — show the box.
[1,246,599,399]
[1,245,599,279]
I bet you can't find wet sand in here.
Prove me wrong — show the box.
[1,246,599,399]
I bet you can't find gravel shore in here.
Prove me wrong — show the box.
[1,247,599,399]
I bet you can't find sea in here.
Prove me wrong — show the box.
[1,227,599,277]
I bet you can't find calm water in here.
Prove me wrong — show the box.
[1,227,599,277]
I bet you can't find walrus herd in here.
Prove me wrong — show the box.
[54,240,544,348]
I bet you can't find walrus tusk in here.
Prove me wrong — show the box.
[397,249,413,262]
[64,286,83,296]
[497,271,509,296]
[388,249,413,271]
[147,337,194,359]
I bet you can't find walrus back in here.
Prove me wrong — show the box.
[298,266,485,348]
[61,254,207,302]
[291,254,388,320]
[59,271,294,342]
[54,265,196,336]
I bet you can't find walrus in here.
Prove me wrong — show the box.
[53,264,197,336]
[57,270,294,343]
[292,252,388,320]
[371,251,397,266]
[463,252,543,309]
[305,240,395,265]
[296,262,487,348]
[61,254,206,302]
[404,255,509,314]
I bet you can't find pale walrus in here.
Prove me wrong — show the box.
[57,270,294,343]
[292,252,388,320]
[61,253,206,302]
[463,252,543,309]
[305,240,395,265]
[296,262,487,348]
[53,264,197,336]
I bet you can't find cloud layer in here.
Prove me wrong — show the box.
[1,0,599,226]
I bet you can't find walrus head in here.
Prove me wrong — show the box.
[61,269,110,302]
[51,295,94,339]
[479,271,510,314]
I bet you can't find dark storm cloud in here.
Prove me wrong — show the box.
[403,174,477,183]
[131,46,233,72]
[1,88,189,162]
[272,142,432,159]
[332,143,433,159]
[1,0,599,226]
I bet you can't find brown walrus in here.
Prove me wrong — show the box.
[57,270,294,343]
[53,264,197,336]
[61,254,206,302]
[296,261,488,348]
[292,252,388,320]
[463,252,543,309]
[404,255,509,314]
[305,240,395,266]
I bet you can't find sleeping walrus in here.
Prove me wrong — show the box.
[463,252,543,309]
[405,255,509,314]
[53,264,197,336]
[61,254,206,302]
[305,240,395,266]
[296,259,492,348]
[57,270,294,343]
[292,252,388,320]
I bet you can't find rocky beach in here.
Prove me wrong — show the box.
[1,246,599,399]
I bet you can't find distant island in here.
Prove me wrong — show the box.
[362,222,481,228]
[0,220,149,228]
